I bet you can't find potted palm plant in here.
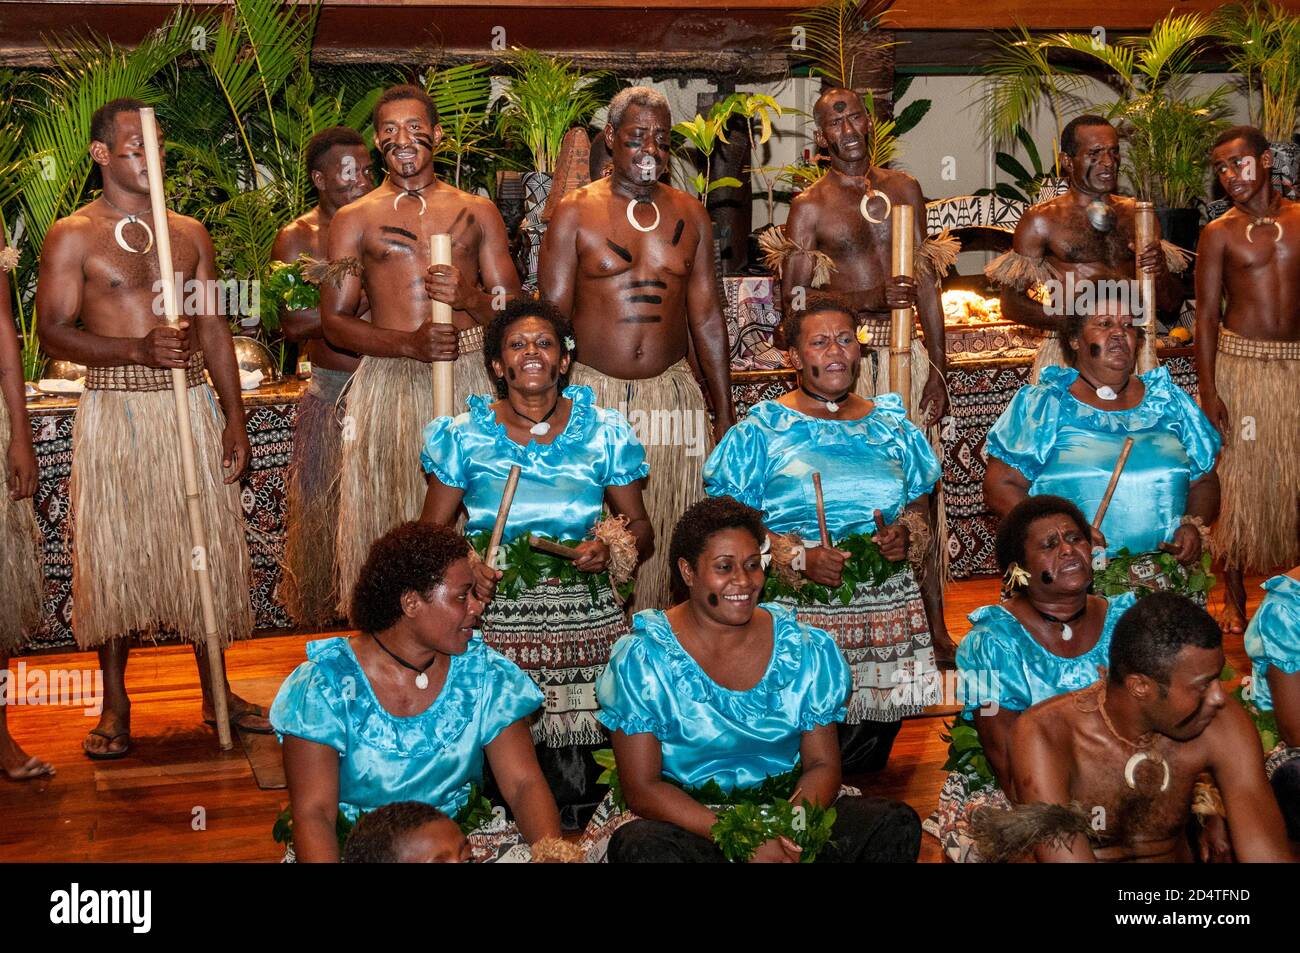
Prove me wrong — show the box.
[1214,1,1300,200]
[497,48,603,288]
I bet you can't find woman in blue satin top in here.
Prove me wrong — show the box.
[270,522,562,862]
[419,299,652,822]
[984,304,1220,573]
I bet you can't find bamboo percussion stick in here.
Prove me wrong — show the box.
[890,203,914,415]
[1093,437,1135,530]
[528,534,578,559]
[429,235,454,419]
[485,465,522,569]
[1134,202,1159,371]
[139,107,231,750]
[812,471,832,549]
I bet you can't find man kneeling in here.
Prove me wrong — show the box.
[990,592,1293,862]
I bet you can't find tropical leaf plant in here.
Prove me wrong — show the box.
[424,62,509,192]
[672,110,743,203]
[1212,1,1300,142]
[791,0,897,94]
[975,123,1055,205]
[497,48,603,175]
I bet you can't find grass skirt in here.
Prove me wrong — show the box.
[480,578,627,748]
[280,366,350,627]
[0,398,43,652]
[69,381,252,648]
[568,358,711,609]
[1212,331,1300,572]
[774,568,933,723]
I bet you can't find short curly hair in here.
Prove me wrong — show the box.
[669,496,767,592]
[342,801,454,863]
[483,298,576,398]
[1109,592,1221,688]
[995,495,1090,575]
[779,291,855,351]
[349,522,470,634]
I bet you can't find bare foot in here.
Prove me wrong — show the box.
[203,693,272,734]
[933,632,958,671]
[1219,601,1247,637]
[1,731,55,780]
[83,707,131,759]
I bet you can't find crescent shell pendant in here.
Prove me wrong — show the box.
[394,190,427,216]
[627,199,660,233]
[1123,750,1171,792]
[860,189,892,225]
[114,216,154,255]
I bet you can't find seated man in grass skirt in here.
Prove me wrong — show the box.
[539,86,735,610]
[36,98,264,758]
[322,84,521,616]
[984,593,1291,863]
[1,254,51,779]
[1196,125,1300,635]
[272,126,375,628]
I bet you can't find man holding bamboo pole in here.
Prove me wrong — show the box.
[321,85,520,615]
[37,99,263,758]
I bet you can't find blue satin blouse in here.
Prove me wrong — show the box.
[596,604,850,792]
[985,366,1220,556]
[270,634,542,820]
[1244,575,1300,713]
[420,385,649,542]
[956,592,1136,713]
[702,394,941,540]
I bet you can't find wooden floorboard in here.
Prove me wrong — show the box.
[0,575,1267,862]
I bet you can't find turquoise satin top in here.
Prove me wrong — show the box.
[269,635,542,820]
[985,366,1220,557]
[956,592,1136,713]
[420,385,649,541]
[596,604,850,792]
[1244,575,1300,713]
[702,394,941,540]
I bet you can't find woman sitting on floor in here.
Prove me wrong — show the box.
[581,496,921,863]
[926,496,1135,862]
[270,521,575,862]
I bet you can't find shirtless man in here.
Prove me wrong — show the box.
[1008,592,1292,862]
[1196,125,1300,634]
[990,115,1184,380]
[273,126,374,626]
[37,98,265,758]
[781,87,953,661]
[322,84,521,611]
[540,86,735,609]
[1,263,51,779]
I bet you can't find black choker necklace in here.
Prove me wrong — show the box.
[1079,371,1130,402]
[513,396,560,436]
[800,384,851,413]
[370,633,438,689]
[1032,601,1087,642]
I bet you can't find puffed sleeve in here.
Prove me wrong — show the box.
[796,621,851,731]
[476,643,545,746]
[598,408,651,487]
[596,633,671,738]
[956,609,1033,713]
[1159,372,1222,480]
[703,413,769,510]
[897,417,943,503]
[270,660,349,754]
[419,415,466,488]
[1245,592,1300,679]
[984,380,1064,483]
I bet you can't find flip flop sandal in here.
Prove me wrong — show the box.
[204,708,274,735]
[84,729,132,761]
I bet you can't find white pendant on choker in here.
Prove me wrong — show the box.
[415,672,429,690]
[529,422,551,436]
[825,400,840,413]
[1060,624,1073,642]
[1095,384,1119,401]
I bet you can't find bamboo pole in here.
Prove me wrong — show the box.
[429,235,454,418]
[138,108,232,750]
[890,204,914,415]
[529,535,579,559]
[486,465,522,569]
[811,471,831,549]
[1092,437,1135,531]
[1134,201,1159,372]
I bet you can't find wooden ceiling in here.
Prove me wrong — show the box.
[0,0,1253,71]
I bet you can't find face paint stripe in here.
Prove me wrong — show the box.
[381,225,418,241]
[670,219,685,246]
[626,279,667,289]
[621,314,662,324]
[605,239,633,262]
[626,294,662,304]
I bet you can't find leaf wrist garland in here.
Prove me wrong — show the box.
[469,531,633,602]
[265,258,321,312]
[1092,547,1215,599]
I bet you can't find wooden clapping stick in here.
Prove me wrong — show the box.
[1092,437,1135,532]
[890,203,914,417]
[139,107,232,750]
[485,465,523,570]
[429,235,454,418]
[529,535,579,559]
[811,471,832,549]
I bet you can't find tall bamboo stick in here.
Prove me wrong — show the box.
[139,108,232,750]
[890,204,914,415]
[429,235,454,418]
[486,465,522,569]
[1093,437,1135,531]
[1134,201,1158,372]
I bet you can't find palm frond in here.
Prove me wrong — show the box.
[793,0,897,92]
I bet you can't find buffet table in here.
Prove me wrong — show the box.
[18,276,1199,650]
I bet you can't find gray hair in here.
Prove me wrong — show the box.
[607,86,671,130]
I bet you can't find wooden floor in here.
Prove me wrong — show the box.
[0,575,1265,863]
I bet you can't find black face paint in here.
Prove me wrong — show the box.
[381,225,418,242]
[605,239,633,263]
[506,367,517,380]
[1040,570,1054,584]
[627,279,667,289]
[833,100,847,113]
[412,134,434,151]
[621,314,662,324]
[379,139,400,156]
[627,294,662,304]
[809,365,821,378]
[671,220,685,246]
[707,593,719,607]
[1089,342,1102,358]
